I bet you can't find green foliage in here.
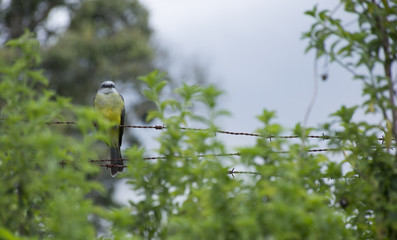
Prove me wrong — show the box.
[1,0,156,127]
[0,32,103,239]
[113,1,397,239]
[303,1,397,239]
[2,1,397,239]
[1,0,156,213]
[104,72,350,239]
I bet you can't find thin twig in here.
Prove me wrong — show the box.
[302,53,320,133]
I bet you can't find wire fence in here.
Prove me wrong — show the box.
[44,120,389,141]
[86,148,341,176]
[88,148,340,164]
[3,119,393,175]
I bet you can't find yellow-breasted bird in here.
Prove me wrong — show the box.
[93,81,125,177]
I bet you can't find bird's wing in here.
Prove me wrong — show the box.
[119,94,125,147]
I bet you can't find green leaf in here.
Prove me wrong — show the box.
[155,80,168,94]
[318,10,329,21]
[257,109,276,124]
[304,5,317,17]
[331,105,358,123]
[146,110,161,122]
[142,89,157,102]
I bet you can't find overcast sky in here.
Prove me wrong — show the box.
[133,0,365,145]
[115,0,370,203]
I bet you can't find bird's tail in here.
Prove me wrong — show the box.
[110,147,124,177]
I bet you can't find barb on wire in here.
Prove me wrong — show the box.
[228,168,261,177]
[59,160,67,168]
[120,124,165,130]
[97,164,127,169]
[89,158,129,163]
[47,121,76,125]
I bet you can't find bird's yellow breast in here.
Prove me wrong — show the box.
[94,92,124,123]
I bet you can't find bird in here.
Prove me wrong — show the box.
[93,81,125,177]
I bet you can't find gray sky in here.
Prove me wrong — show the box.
[136,0,364,144]
[115,0,368,203]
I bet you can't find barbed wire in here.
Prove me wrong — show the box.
[87,146,396,176]
[46,121,76,125]
[4,118,394,176]
[28,120,389,141]
[58,144,394,176]
[88,148,340,164]
[81,163,262,176]
[2,119,390,141]
[87,148,343,176]
[228,168,262,177]
[84,164,264,176]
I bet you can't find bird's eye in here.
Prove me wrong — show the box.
[101,82,115,88]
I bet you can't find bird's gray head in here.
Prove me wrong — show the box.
[98,81,117,94]
[99,81,115,89]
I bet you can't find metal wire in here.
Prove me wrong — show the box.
[3,119,391,175]
[91,148,339,163]
[41,121,389,141]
